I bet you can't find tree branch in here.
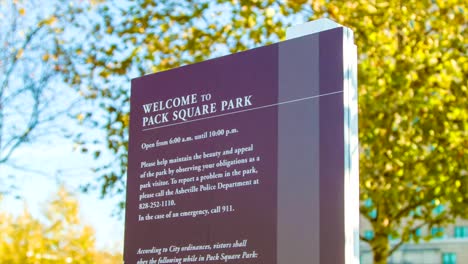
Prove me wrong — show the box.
[388,221,428,256]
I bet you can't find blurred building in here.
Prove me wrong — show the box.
[360,219,468,264]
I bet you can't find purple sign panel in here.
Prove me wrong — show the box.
[125,25,358,264]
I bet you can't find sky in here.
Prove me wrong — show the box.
[1,134,124,251]
[0,0,124,252]
[0,76,125,252]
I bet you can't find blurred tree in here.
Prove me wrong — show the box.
[69,0,467,263]
[0,187,122,263]
[0,0,92,192]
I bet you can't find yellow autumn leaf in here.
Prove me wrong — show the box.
[44,16,58,26]
[16,48,23,59]
[265,7,275,18]
[77,113,85,122]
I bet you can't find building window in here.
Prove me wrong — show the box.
[415,228,422,237]
[369,209,377,219]
[442,253,456,264]
[410,206,422,217]
[364,199,377,219]
[433,204,445,215]
[408,228,422,240]
[364,198,372,207]
[431,227,444,238]
[454,226,468,238]
[364,230,374,240]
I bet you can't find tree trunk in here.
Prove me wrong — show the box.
[371,235,390,264]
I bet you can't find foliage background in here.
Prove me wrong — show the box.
[68,1,466,262]
[0,0,466,263]
[0,187,122,263]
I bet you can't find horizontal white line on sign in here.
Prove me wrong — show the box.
[142,90,343,131]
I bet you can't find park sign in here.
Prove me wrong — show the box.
[124,19,359,264]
